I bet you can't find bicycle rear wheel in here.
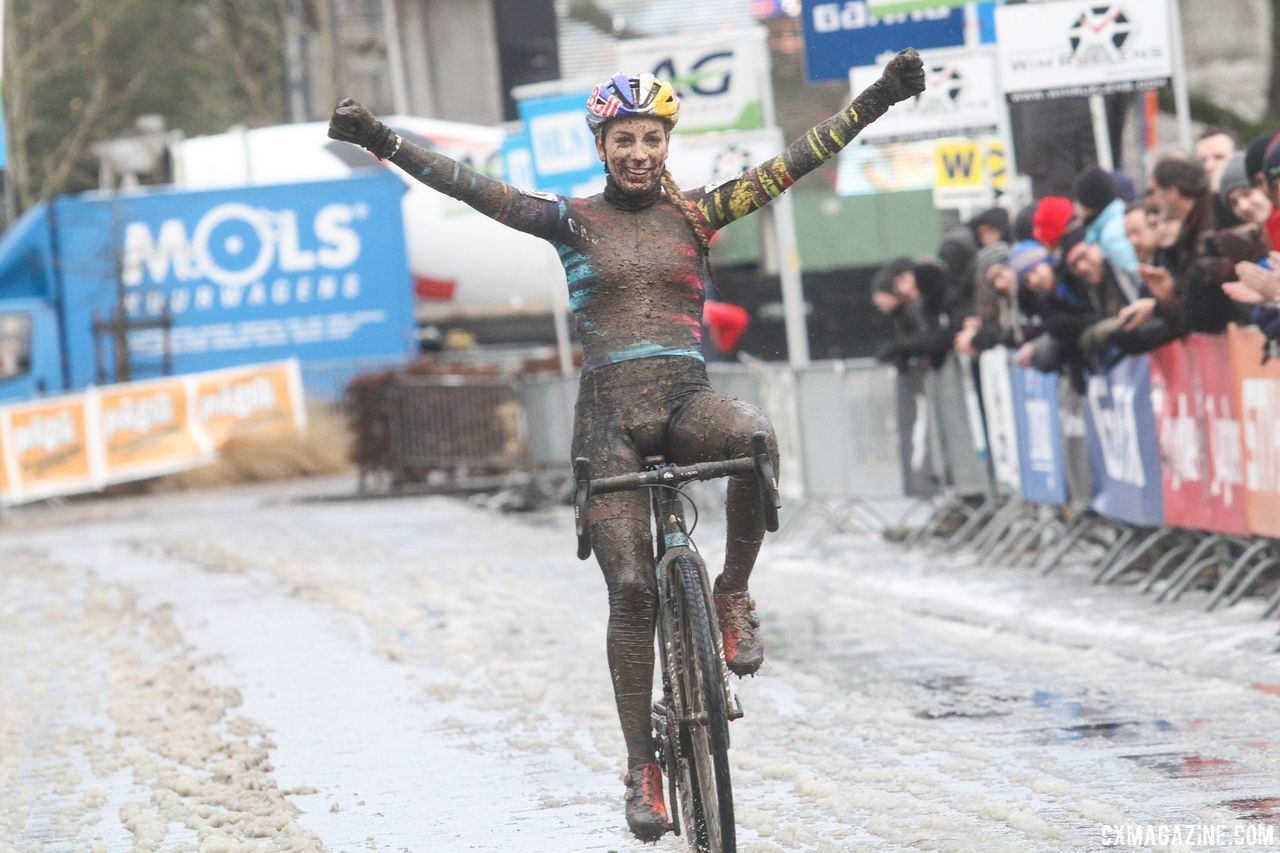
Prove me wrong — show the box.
[676,555,735,852]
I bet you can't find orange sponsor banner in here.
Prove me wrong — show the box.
[1226,325,1280,537]
[191,361,306,449]
[98,377,211,482]
[2,395,96,502]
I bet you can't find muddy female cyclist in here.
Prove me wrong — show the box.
[328,46,924,841]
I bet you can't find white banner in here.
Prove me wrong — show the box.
[617,28,767,135]
[995,0,1172,102]
[850,47,1002,143]
[979,347,1021,492]
[666,127,785,191]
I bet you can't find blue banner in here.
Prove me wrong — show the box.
[1009,363,1068,505]
[516,90,603,197]
[801,0,966,83]
[51,172,416,388]
[1084,355,1165,527]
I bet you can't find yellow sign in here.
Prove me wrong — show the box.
[985,140,1007,191]
[934,140,984,190]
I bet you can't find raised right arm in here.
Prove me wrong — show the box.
[328,99,564,242]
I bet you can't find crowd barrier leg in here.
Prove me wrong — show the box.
[1094,527,1141,582]
[1206,540,1274,611]
[1227,553,1280,610]
[1161,537,1250,604]
[1141,533,1214,594]
[976,505,1030,563]
[989,516,1037,565]
[946,493,1004,548]
[1036,511,1103,575]
[1010,509,1066,569]
[1260,571,1280,617]
[969,499,1023,557]
[1093,527,1183,585]
[1154,535,1228,603]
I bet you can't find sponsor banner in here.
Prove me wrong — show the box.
[979,347,1021,492]
[850,48,1002,143]
[0,360,305,507]
[517,89,603,197]
[869,0,967,14]
[932,137,1006,209]
[801,0,968,83]
[1009,364,1068,505]
[896,366,939,498]
[0,394,96,503]
[995,0,1173,103]
[1084,355,1164,527]
[617,29,767,134]
[54,173,415,389]
[98,376,213,484]
[667,128,787,192]
[836,138,936,195]
[1226,325,1280,537]
[192,361,307,450]
[1188,334,1249,534]
[926,355,989,496]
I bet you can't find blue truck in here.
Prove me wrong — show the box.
[0,172,416,402]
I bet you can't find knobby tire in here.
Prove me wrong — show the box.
[676,555,735,852]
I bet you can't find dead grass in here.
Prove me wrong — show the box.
[150,405,352,491]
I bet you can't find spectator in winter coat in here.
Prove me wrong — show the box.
[872,257,954,370]
[957,241,1019,356]
[1219,152,1273,233]
[936,226,978,314]
[1195,125,1239,229]
[1117,156,1211,337]
[1032,196,1075,253]
[968,206,1011,247]
[1073,166,1139,276]
[1124,200,1161,269]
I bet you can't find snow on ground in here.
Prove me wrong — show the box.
[2,476,1279,852]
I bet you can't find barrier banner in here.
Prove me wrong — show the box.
[1058,375,1093,508]
[192,361,307,449]
[1008,363,1067,505]
[1150,338,1249,535]
[1188,334,1249,534]
[1226,325,1280,537]
[1084,355,1164,527]
[978,348,1020,492]
[0,359,306,508]
[896,366,938,498]
[0,394,96,503]
[925,356,989,497]
[98,378,212,484]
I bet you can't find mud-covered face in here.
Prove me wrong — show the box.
[596,116,670,194]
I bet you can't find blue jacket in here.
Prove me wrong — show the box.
[1084,198,1138,277]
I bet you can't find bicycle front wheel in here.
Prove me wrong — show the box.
[676,555,736,853]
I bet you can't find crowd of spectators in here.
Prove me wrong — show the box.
[872,125,1280,380]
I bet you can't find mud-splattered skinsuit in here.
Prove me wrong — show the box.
[388,81,899,765]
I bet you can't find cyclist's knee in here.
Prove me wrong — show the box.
[592,516,657,609]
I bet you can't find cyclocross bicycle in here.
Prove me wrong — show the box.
[573,432,780,853]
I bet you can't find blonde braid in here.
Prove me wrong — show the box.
[661,169,713,255]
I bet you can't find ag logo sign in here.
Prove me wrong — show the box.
[617,29,766,134]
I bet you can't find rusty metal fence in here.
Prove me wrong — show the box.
[387,375,528,483]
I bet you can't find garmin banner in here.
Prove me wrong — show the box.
[617,28,767,135]
[801,0,967,83]
[995,0,1173,102]
[849,47,1002,143]
[1009,363,1068,506]
[1084,355,1164,527]
[979,347,1021,492]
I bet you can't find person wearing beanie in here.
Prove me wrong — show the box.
[1008,239,1052,285]
[1219,151,1273,230]
[872,257,956,371]
[958,240,1024,356]
[1073,166,1139,277]
[1245,131,1278,187]
[1032,196,1074,250]
[967,206,1010,247]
